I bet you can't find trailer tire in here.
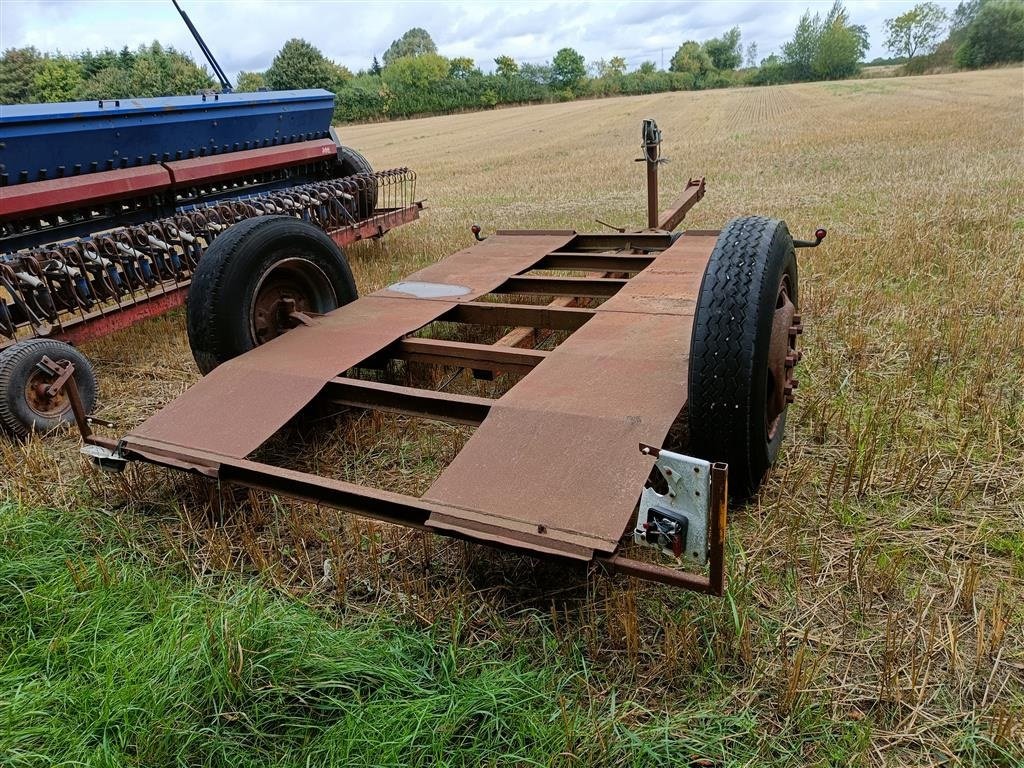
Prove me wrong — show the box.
[187,215,358,375]
[0,338,97,438]
[687,215,799,499]
[336,146,377,218]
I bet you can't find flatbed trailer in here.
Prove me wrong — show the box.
[75,120,823,591]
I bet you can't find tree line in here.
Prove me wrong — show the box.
[1,0,1021,120]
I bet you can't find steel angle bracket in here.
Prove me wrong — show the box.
[636,443,713,563]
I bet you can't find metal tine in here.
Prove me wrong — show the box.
[0,169,418,342]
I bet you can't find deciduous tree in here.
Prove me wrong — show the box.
[884,3,949,61]
[745,41,759,68]
[266,39,350,92]
[32,56,82,102]
[383,28,436,65]
[448,57,478,79]
[550,47,586,90]
[493,55,518,77]
[670,41,714,81]
[382,53,450,91]
[783,1,868,81]
[235,70,267,92]
[703,26,742,69]
[955,0,1024,66]
[0,47,43,103]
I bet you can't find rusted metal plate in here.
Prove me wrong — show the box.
[376,233,574,302]
[127,233,571,458]
[596,232,717,316]
[423,232,718,555]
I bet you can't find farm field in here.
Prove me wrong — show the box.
[2,67,1023,766]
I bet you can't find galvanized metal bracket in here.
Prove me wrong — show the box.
[81,442,128,473]
[635,444,712,564]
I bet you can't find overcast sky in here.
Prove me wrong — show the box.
[1,0,964,79]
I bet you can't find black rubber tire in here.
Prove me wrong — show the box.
[186,215,358,375]
[0,338,97,438]
[687,215,798,499]
[336,145,377,218]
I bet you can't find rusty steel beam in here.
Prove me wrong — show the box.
[708,462,728,596]
[534,252,655,272]
[494,275,628,298]
[219,458,437,529]
[324,376,492,426]
[395,337,547,374]
[568,233,674,251]
[446,301,595,331]
[656,178,706,233]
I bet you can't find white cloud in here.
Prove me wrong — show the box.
[0,0,964,80]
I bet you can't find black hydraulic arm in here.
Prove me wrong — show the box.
[172,0,233,93]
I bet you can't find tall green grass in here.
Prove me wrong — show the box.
[0,502,883,766]
[0,503,586,766]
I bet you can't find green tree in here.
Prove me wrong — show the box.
[745,41,759,68]
[370,56,382,76]
[266,39,349,92]
[783,1,868,81]
[32,56,82,102]
[884,3,949,61]
[519,62,552,86]
[235,70,267,92]
[449,56,478,79]
[382,53,450,90]
[703,26,743,69]
[750,53,787,84]
[76,65,134,100]
[670,41,714,82]
[592,56,626,78]
[0,47,43,103]
[383,28,436,65]
[951,0,986,31]
[955,0,1024,66]
[637,60,658,74]
[550,47,586,90]
[494,55,518,77]
[783,11,820,80]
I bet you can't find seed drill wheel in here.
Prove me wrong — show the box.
[187,216,358,375]
[687,215,801,499]
[336,145,377,218]
[0,338,97,438]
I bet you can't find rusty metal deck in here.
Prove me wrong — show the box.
[425,232,717,560]
[119,227,717,567]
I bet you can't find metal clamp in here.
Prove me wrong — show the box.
[636,444,712,564]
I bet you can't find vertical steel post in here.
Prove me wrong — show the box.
[647,156,659,229]
[708,462,729,596]
[641,118,661,229]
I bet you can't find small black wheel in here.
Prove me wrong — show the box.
[687,215,800,499]
[0,338,97,438]
[187,215,358,375]
[336,145,377,218]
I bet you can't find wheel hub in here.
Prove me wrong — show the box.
[24,365,71,419]
[250,258,336,345]
[766,277,801,440]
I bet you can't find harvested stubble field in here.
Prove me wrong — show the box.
[2,67,1023,767]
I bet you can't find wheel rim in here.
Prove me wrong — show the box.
[766,275,799,441]
[24,362,71,419]
[250,257,337,345]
